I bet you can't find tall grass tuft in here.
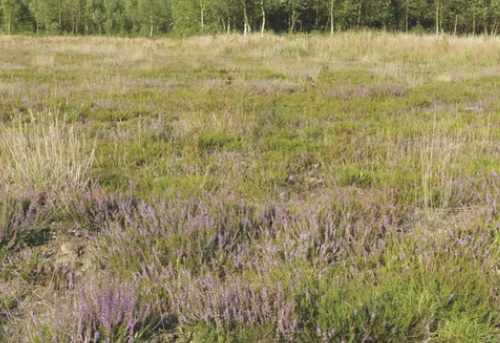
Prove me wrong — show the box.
[0,111,96,198]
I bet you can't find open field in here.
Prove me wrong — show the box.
[2,32,500,342]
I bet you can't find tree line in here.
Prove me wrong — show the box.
[2,0,500,37]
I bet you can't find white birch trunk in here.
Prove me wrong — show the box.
[200,0,204,31]
[260,0,266,35]
[435,0,440,36]
[330,0,334,35]
[243,0,250,36]
[149,15,154,37]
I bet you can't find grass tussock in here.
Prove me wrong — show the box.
[0,111,96,197]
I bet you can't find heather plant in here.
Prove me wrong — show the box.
[25,274,160,343]
[0,189,55,273]
[0,195,17,259]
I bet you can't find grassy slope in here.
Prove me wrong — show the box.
[1,33,500,342]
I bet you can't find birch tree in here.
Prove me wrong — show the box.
[65,0,85,34]
[489,0,500,35]
[28,0,50,33]
[241,0,251,35]
[137,0,170,36]
[280,0,307,33]
[1,0,19,34]
[86,0,106,34]
[171,0,199,35]
[329,0,336,34]
[103,0,124,34]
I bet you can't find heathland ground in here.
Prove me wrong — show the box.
[2,33,500,342]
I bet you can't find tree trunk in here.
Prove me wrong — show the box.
[357,1,362,27]
[5,4,11,35]
[453,15,458,38]
[440,5,444,34]
[243,0,250,36]
[58,0,62,34]
[200,0,204,31]
[330,0,334,35]
[405,0,409,33]
[150,15,154,37]
[260,0,266,35]
[291,8,297,33]
[473,12,476,35]
[315,0,319,29]
[435,0,440,35]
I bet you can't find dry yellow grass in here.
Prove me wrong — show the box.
[2,32,500,88]
[0,111,96,197]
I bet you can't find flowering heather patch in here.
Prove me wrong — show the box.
[67,188,406,340]
[59,184,498,341]
[7,181,500,342]
[166,269,298,339]
[26,274,158,343]
[0,189,56,257]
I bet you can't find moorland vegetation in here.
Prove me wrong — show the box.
[2,31,500,342]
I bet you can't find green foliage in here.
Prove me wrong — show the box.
[170,0,201,36]
[1,0,21,34]
[339,166,374,188]
[198,132,241,151]
[436,317,498,343]
[3,0,500,36]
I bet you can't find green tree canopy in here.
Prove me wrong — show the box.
[1,0,499,36]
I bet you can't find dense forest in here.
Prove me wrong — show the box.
[1,0,500,37]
